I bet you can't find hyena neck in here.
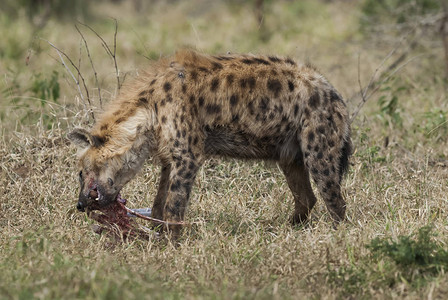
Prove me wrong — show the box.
[92,100,158,163]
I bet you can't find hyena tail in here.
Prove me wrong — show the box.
[338,134,352,181]
[299,104,352,223]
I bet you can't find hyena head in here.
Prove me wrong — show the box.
[68,125,155,212]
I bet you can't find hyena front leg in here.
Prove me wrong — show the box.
[151,164,171,221]
[162,145,203,238]
[280,160,317,225]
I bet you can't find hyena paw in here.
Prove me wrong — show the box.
[290,213,310,227]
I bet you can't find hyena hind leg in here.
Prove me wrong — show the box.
[280,161,318,225]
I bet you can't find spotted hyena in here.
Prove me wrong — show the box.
[69,49,352,237]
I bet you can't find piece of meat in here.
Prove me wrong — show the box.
[88,199,151,240]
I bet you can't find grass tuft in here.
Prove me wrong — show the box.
[328,226,448,297]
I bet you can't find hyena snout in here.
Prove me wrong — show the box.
[76,185,101,212]
[76,201,85,212]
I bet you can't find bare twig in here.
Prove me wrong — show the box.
[190,23,202,47]
[131,27,152,61]
[77,39,82,84]
[113,18,119,91]
[136,50,152,61]
[77,22,113,58]
[351,54,423,124]
[364,54,424,102]
[42,39,95,121]
[75,24,103,108]
[356,54,366,109]
[427,120,448,136]
[350,46,401,123]
[121,72,128,87]
[78,19,121,93]
[349,30,420,123]
[362,47,399,100]
[349,9,446,124]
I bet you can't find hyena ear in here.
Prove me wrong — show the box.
[68,128,94,149]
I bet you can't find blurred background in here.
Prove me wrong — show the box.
[0,0,446,143]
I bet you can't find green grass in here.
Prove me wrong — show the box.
[327,226,448,297]
[1,0,448,299]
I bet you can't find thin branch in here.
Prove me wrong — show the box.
[356,54,366,110]
[427,119,448,136]
[131,27,151,59]
[121,72,128,86]
[77,22,113,56]
[350,46,400,122]
[349,30,419,123]
[77,39,82,83]
[78,20,121,93]
[350,53,423,124]
[113,18,120,92]
[75,24,103,108]
[364,54,425,101]
[362,45,399,99]
[42,38,94,121]
[136,50,152,61]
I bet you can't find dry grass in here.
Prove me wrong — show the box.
[1,0,448,299]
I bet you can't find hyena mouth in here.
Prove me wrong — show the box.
[87,183,123,208]
[88,184,100,201]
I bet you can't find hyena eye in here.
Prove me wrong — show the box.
[107,178,114,186]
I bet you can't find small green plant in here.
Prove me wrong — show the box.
[1,67,21,100]
[354,127,386,165]
[328,226,448,297]
[327,265,367,295]
[1,68,21,121]
[30,70,60,104]
[377,83,406,128]
[422,109,448,141]
[6,70,61,128]
[378,93,402,127]
[368,226,448,273]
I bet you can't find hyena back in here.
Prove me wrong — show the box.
[69,49,352,236]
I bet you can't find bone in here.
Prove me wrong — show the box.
[126,207,152,217]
